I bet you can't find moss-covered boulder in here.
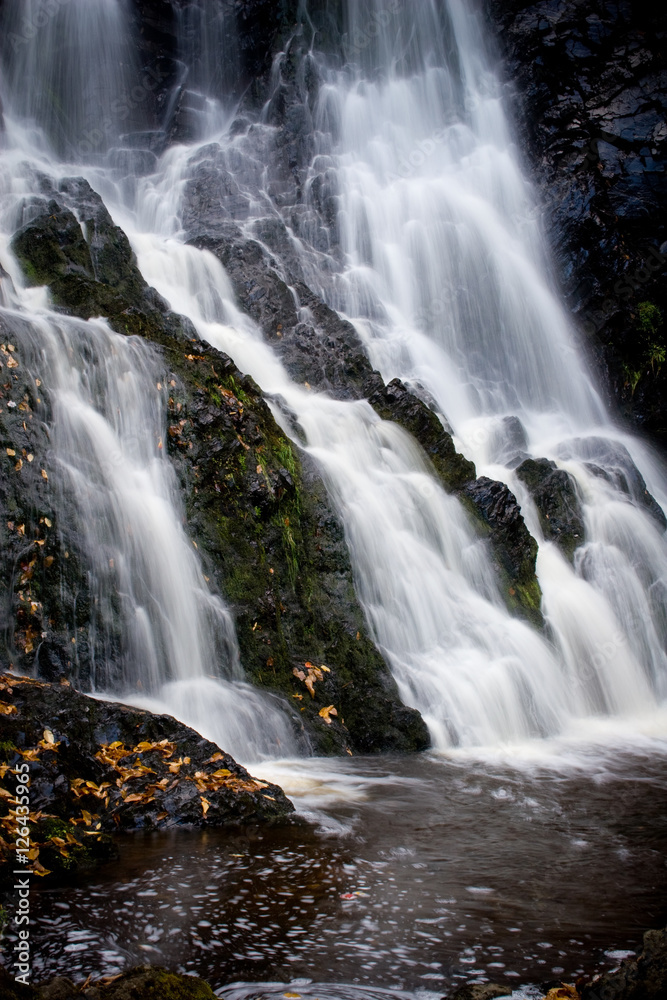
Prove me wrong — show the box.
[516,457,586,561]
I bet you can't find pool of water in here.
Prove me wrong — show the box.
[21,740,667,995]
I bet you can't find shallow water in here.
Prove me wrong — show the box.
[23,747,667,994]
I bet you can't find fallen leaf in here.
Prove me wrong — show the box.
[6,448,15,457]
[0,703,17,715]
[318,705,338,725]
[41,469,48,480]
[201,797,210,816]
[42,729,55,744]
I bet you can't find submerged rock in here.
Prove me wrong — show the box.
[0,672,294,883]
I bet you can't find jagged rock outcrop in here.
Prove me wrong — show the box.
[485,0,667,443]
[0,673,294,884]
[581,926,667,1000]
[191,227,374,400]
[516,457,586,560]
[6,177,429,756]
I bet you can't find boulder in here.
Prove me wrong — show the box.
[516,457,586,560]
[0,672,294,883]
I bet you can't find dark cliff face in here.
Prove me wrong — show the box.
[484,0,667,444]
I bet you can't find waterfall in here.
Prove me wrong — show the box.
[0,0,665,755]
[0,8,298,763]
[0,0,142,157]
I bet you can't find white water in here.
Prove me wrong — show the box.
[0,0,666,757]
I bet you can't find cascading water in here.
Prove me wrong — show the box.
[0,0,665,757]
[0,7,298,763]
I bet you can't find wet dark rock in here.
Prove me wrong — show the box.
[448,984,512,1000]
[516,457,586,560]
[0,315,99,687]
[366,376,476,490]
[11,177,194,347]
[485,0,667,444]
[461,477,542,625]
[0,672,294,883]
[558,435,666,531]
[366,377,542,626]
[581,925,667,1000]
[8,180,429,757]
[190,228,376,401]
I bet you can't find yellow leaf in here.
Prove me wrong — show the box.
[42,729,55,744]
[6,448,15,457]
[318,705,338,725]
[44,517,52,527]
[212,768,232,778]
[41,469,48,480]
[0,703,17,715]
[81,810,93,827]
[201,797,210,816]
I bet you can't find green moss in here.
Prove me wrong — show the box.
[638,300,663,335]
[0,740,17,760]
[39,817,74,840]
